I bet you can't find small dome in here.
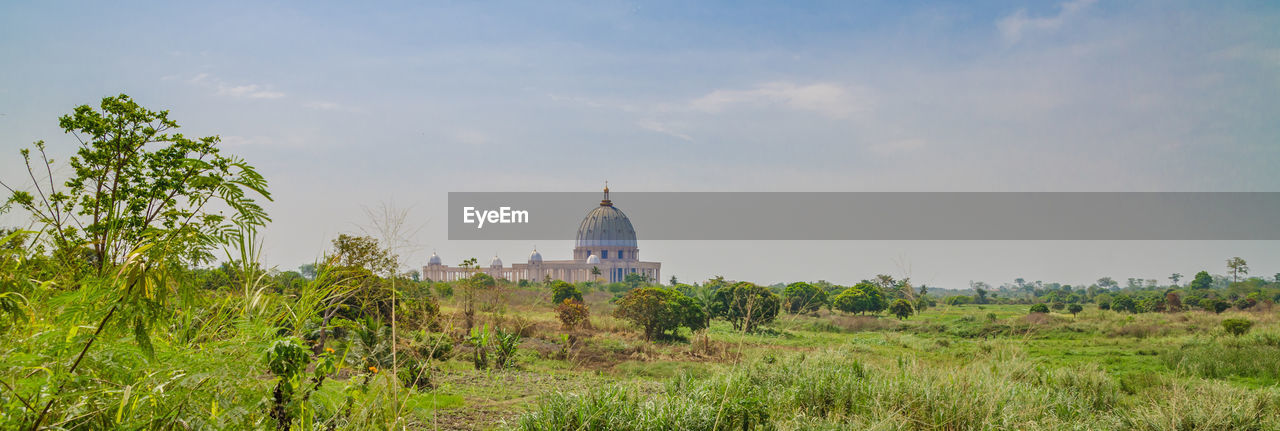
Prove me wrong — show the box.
[489,255,503,267]
[428,252,442,265]
[529,249,543,263]
[586,254,600,264]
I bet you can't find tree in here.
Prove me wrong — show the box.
[555,299,590,329]
[590,266,602,281]
[299,263,318,280]
[1,95,272,430]
[1110,294,1137,313]
[709,282,780,333]
[833,286,869,314]
[670,275,678,286]
[613,287,704,340]
[1169,273,1182,287]
[833,282,887,315]
[457,258,481,331]
[969,281,990,304]
[1226,257,1248,283]
[1097,277,1118,290]
[975,288,989,304]
[1029,303,1050,313]
[2,94,271,273]
[783,282,828,314]
[550,280,582,304]
[1067,303,1083,316]
[889,299,914,320]
[1189,271,1213,290]
[328,234,398,319]
[624,272,649,289]
[1165,291,1182,312]
[1050,301,1065,311]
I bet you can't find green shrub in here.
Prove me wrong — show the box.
[1030,303,1050,313]
[613,287,705,340]
[1222,318,1254,336]
[1234,298,1257,310]
[551,280,583,305]
[1111,295,1138,313]
[493,327,522,369]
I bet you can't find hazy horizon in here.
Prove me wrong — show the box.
[2,0,1277,288]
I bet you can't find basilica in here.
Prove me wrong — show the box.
[423,187,661,284]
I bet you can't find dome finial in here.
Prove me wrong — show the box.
[601,181,612,207]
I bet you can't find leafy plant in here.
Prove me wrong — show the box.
[468,324,492,370]
[555,298,590,329]
[1222,318,1254,336]
[550,280,582,305]
[613,287,706,340]
[890,299,914,320]
[492,327,523,369]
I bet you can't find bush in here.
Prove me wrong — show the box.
[1222,318,1254,336]
[550,280,582,305]
[492,327,522,369]
[555,299,590,329]
[1050,301,1066,311]
[613,287,706,340]
[408,330,453,361]
[1029,303,1050,313]
[1098,300,1111,311]
[709,282,781,332]
[1234,298,1257,310]
[1111,295,1137,313]
[397,296,440,331]
[890,299,914,320]
[1203,299,1230,314]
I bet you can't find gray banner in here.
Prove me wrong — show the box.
[447,192,1280,240]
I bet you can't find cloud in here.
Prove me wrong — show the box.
[687,82,867,118]
[636,119,694,142]
[302,101,364,112]
[220,134,311,148]
[454,130,491,146]
[871,138,927,154]
[997,0,1097,44]
[188,73,285,99]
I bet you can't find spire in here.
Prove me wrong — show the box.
[601,181,612,207]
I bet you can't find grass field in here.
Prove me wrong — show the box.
[4,280,1279,430]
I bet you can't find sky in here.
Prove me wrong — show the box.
[1,0,1278,289]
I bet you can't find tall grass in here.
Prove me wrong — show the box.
[1162,330,1280,384]
[514,347,1280,430]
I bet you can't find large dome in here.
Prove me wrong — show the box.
[576,204,637,248]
